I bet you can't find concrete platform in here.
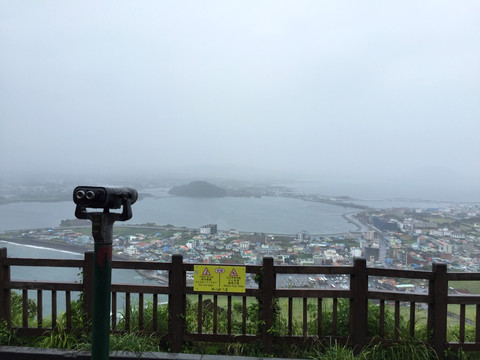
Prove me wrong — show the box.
[0,346,307,360]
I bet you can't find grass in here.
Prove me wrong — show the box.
[447,304,477,323]
[115,298,169,333]
[4,290,480,359]
[359,341,437,360]
[450,281,480,295]
[306,340,440,360]
[125,294,480,343]
[425,217,456,225]
[312,342,356,360]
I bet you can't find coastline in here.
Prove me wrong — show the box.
[341,212,371,232]
[0,237,169,285]
[0,237,91,255]
[0,237,126,260]
[0,193,364,234]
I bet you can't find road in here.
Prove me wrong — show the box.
[342,212,371,232]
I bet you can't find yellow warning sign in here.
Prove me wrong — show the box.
[194,265,246,293]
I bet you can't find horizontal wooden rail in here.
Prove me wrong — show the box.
[275,289,351,298]
[447,272,480,281]
[4,258,84,267]
[448,295,480,305]
[184,287,259,297]
[2,247,480,359]
[274,265,354,275]
[9,281,83,292]
[367,267,434,279]
[112,260,171,270]
[367,290,432,303]
[111,283,170,295]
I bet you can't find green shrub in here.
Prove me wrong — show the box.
[312,342,356,360]
[10,291,36,327]
[34,296,89,350]
[5,289,480,359]
[361,341,437,360]
[116,298,169,333]
[35,318,84,349]
[185,297,261,336]
[311,341,438,360]
[0,319,15,346]
[109,332,162,352]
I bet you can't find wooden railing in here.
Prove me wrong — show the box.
[1,247,480,358]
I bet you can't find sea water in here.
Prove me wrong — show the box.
[0,196,361,233]
[0,241,166,317]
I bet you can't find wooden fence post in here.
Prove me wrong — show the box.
[0,248,11,327]
[429,262,447,359]
[83,251,94,322]
[170,254,185,353]
[351,257,367,354]
[262,257,275,354]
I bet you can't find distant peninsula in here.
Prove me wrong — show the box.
[168,181,227,198]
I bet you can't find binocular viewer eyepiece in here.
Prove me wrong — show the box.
[73,186,138,209]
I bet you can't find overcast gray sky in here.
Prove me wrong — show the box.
[1,1,479,194]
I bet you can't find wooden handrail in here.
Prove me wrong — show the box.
[2,247,480,359]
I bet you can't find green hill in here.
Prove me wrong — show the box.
[168,181,227,198]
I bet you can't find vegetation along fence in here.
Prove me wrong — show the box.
[2,247,480,358]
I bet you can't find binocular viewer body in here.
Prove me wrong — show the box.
[73,185,138,360]
[73,186,138,209]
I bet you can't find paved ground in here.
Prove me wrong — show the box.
[0,347,307,360]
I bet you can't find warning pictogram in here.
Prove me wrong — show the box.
[229,268,238,276]
[202,268,211,276]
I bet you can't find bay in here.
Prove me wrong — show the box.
[0,196,360,234]
[0,194,364,317]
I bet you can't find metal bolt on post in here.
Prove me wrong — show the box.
[74,186,137,360]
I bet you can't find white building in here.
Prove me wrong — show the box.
[437,240,453,254]
[239,241,250,251]
[200,224,217,235]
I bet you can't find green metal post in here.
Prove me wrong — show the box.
[75,195,134,360]
[91,213,114,360]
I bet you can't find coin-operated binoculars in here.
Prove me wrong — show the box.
[74,186,138,360]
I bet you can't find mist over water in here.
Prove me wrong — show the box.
[1,1,479,194]
[0,196,359,234]
[1,177,479,232]
[0,1,479,237]
[283,180,480,203]
[0,201,75,231]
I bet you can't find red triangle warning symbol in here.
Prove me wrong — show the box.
[229,268,238,276]
[202,268,211,276]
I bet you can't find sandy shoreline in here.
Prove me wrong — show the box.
[0,237,128,260]
[0,236,91,254]
[0,237,171,285]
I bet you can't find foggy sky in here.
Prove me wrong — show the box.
[1,1,479,192]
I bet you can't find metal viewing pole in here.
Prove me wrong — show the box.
[74,186,137,360]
